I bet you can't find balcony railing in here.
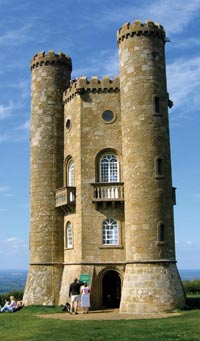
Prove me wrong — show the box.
[91,182,124,202]
[55,187,76,212]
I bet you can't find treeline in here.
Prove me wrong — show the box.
[182,279,200,295]
[0,280,199,307]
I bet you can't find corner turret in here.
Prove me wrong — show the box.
[23,50,72,306]
[30,50,72,70]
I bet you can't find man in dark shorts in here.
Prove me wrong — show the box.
[69,278,84,314]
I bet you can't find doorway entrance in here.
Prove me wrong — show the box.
[102,270,121,308]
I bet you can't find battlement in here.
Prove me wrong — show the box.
[117,20,166,45]
[30,50,72,71]
[63,76,120,103]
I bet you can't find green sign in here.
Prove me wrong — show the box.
[80,274,90,285]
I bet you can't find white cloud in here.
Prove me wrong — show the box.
[0,102,15,120]
[7,238,17,242]
[86,0,200,36]
[5,237,28,250]
[0,186,14,197]
[73,49,119,78]
[0,186,9,193]
[102,50,119,76]
[16,119,30,131]
[145,0,200,35]
[171,37,200,49]
[167,56,200,118]
[0,24,33,46]
[176,241,194,246]
[0,133,9,142]
[4,193,15,197]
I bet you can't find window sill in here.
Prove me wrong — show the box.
[99,245,123,249]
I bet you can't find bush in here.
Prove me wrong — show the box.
[182,279,200,295]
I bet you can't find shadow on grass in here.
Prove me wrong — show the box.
[186,297,200,310]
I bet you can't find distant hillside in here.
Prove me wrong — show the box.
[179,269,200,281]
[0,270,27,293]
[0,269,200,294]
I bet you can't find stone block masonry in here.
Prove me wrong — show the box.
[24,22,185,313]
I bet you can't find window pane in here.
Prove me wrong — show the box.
[100,154,119,182]
[102,218,118,245]
[102,110,114,122]
[66,222,73,248]
[68,159,74,186]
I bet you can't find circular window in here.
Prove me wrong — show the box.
[102,110,115,123]
[65,118,71,131]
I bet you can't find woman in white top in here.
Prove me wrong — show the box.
[0,296,17,313]
[80,281,91,313]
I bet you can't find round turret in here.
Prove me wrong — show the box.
[30,50,72,70]
[118,20,172,261]
[117,20,166,44]
[118,20,185,313]
[23,50,72,306]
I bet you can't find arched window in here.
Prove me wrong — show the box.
[102,218,118,245]
[158,223,165,242]
[68,159,74,186]
[99,154,119,183]
[66,221,73,248]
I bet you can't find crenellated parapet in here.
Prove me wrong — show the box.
[30,50,72,71]
[63,76,120,103]
[117,20,166,45]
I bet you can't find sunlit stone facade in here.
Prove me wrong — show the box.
[23,20,185,313]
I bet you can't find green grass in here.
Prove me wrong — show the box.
[0,307,200,340]
[187,294,200,298]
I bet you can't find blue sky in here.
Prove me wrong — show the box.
[0,0,199,270]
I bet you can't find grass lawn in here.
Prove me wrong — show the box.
[0,307,199,340]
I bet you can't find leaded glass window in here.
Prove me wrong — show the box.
[68,159,74,186]
[66,221,73,248]
[100,154,119,183]
[102,218,118,245]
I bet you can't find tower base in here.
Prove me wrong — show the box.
[120,262,185,313]
[59,264,95,305]
[23,264,63,306]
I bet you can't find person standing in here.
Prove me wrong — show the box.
[80,281,91,314]
[69,278,84,314]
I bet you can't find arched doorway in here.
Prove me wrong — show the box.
[102,270,121,308]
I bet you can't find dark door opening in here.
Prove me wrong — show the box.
[102,270,121,308]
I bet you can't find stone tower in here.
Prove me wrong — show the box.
[118,20,185,313]
[23,51,72,305]
[24,20,185,312]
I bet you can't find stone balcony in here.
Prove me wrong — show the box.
[55,186,76,213]
[91,182,124,208]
